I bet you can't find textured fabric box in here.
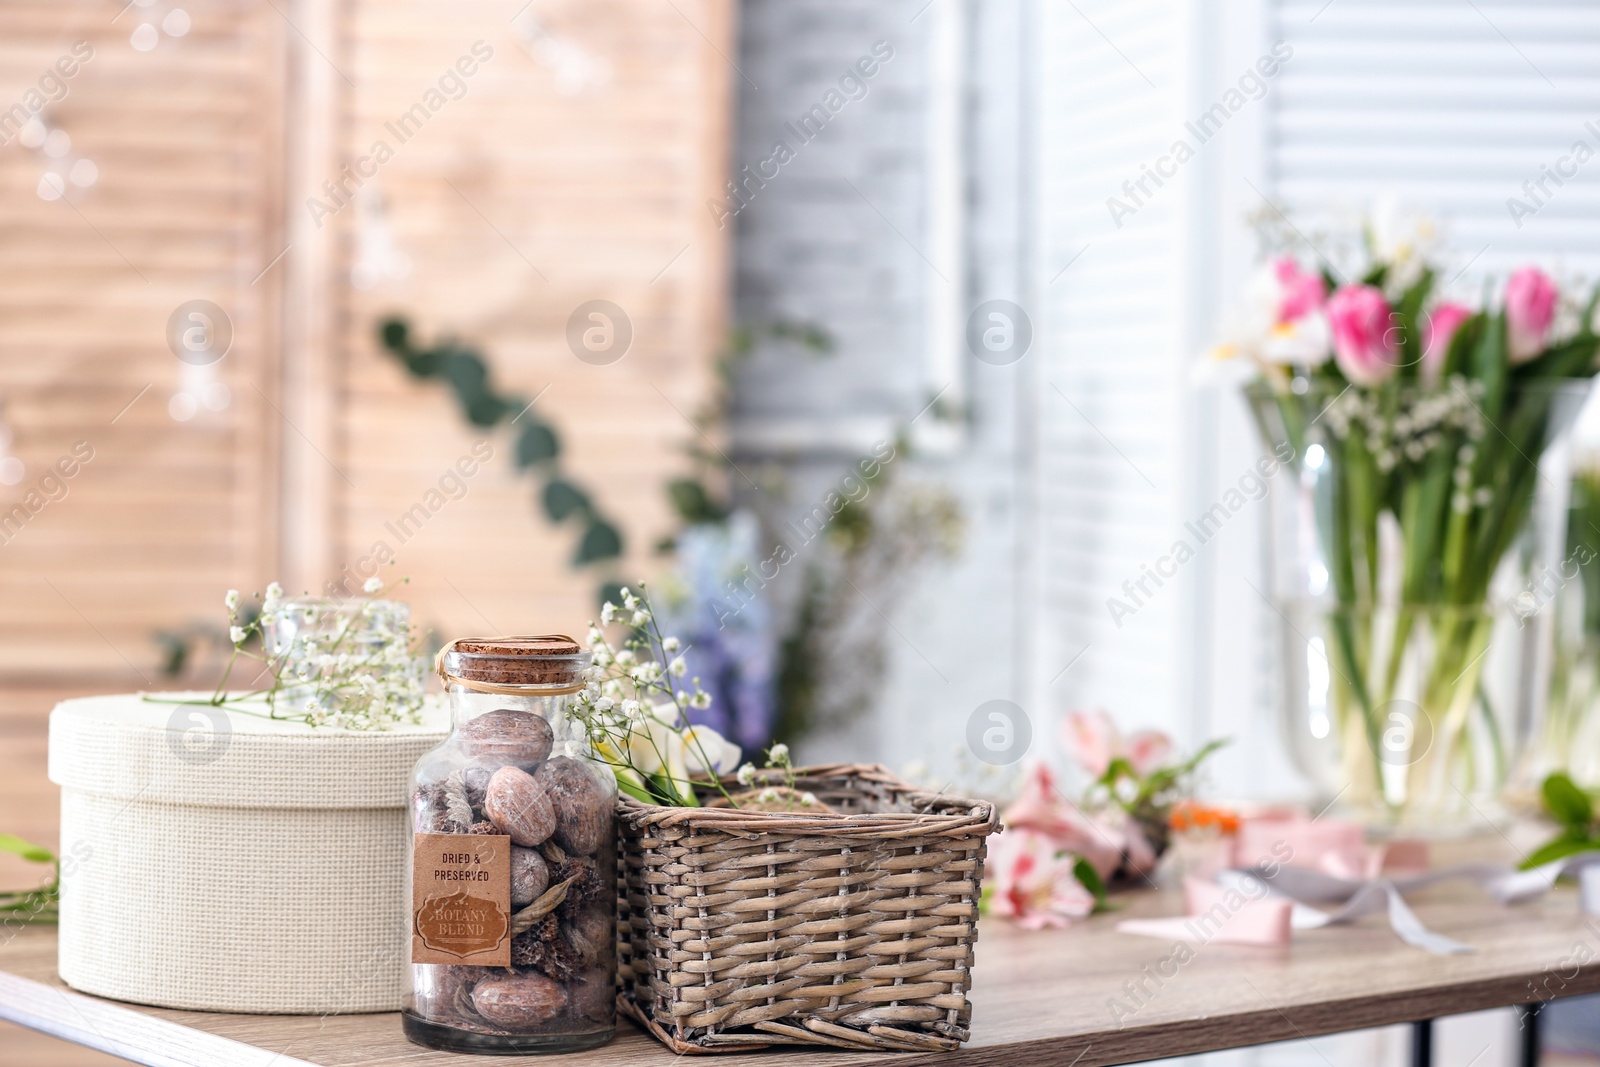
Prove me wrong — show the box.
[48,693,448,1014]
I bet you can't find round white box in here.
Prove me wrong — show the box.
[48,693,448,1014]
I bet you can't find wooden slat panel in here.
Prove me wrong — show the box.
[330,0,732,635]
[0,0,285,687]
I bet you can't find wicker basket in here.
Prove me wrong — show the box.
[615,763,999,1053]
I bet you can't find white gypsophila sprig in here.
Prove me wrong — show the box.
[156,580,426,732]
[569,582,739,808]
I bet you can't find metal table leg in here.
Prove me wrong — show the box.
[1517,1003,1543,1067]
[1410,1018,1434,1067]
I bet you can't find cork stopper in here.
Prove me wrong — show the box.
[439,635,587,689]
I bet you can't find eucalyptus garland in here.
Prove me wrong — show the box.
[378,318,624,596]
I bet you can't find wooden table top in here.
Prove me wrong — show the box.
[4,839,1600,1067]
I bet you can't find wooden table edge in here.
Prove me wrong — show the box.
[0,969,321,1067]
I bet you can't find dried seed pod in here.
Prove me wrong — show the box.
[471,972,568,1029]
[458,709,554,768]
[510,914,581,982]
[485,766,557,847]
[461,763,492,809]
[414,784,452,833]
[511,846,551,908]
[535,756,609,855]
[552,853,604,911]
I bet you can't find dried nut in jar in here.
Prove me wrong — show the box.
[565,904,613,965]
[535,756,608,855]
[458,709,554,768]
[510,846,550,908]
[470,973,568,1028]
[485,766,557,847]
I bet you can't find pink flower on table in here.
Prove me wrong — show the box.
[1422,302,1472,384]
[1002,762,1122,879]
[1089,808,1159,879]
[1062,709,1117,777]
[1326,284,1399,386]
[1505,266,1559,364]
[1123,730,1174,776]
[1061,709,1176,778]
[988,827,1098,929]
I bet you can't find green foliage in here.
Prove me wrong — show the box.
[1544,772,1594,826]
[542,479,590,522]
[1072,856,1108,911]
[575,521,623,565]
[667,477,731,526]
[1568,470,1600,637]
[515,423,559,467]
[378,317,623,604]
[1522,772,1600,870]
[1091,739,1228,853]
[0,835,58,925]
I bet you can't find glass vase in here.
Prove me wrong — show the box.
[1509,466,1600,803]
[263,595,423,727]
[1251,377,1591,833]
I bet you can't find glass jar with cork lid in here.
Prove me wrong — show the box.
[404,635,616,1054]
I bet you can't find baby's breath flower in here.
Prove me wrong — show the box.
[363,576,384,594]
[801,792,817,806]
[225,589,240,611]
[736,762,756,786]
[229,625,247,644]
[768,743,790,765]
[669,656,687,677]
[600,602,618,624]
[661,636,680,653]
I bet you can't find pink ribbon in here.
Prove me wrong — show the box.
[1116,813,1600,955]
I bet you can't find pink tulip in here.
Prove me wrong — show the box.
[1273,258,1326,322]
[1326,285,1399,386]
[1422,302,1472,384]
[1505,266,1559,364]
[988,828,1099,929]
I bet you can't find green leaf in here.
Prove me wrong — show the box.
[542,479,591,522]
[1072,856,1107,904]
[1543,772,1594,828]
[0,835,55,865]
[1519,833,1600,871]
[515,423,559,467]
[575,520,624,564]
[378,318,410,353]
[667,478,728,524]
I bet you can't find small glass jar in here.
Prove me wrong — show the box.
[404,635,616,1054]
[264,596,423,726]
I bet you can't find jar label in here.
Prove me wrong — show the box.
[411,832,512,966]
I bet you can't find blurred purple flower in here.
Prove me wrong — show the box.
[655,512,776,752]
